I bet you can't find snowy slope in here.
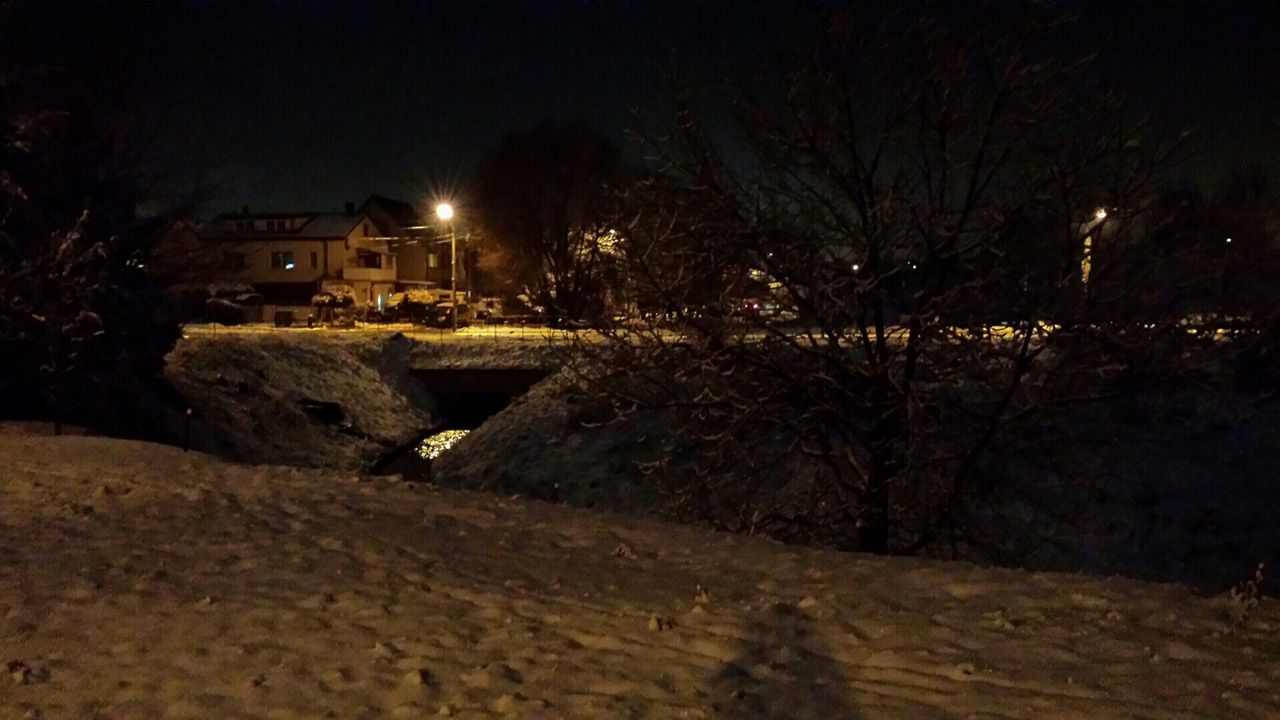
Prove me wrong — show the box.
[431,373,670,512]
[435,372,1280,595]
[408,333,562,369]
[164,333,435,469]
[1,435,1276,719]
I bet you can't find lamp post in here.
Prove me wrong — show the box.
[435,203,457,331]
[1082,207,1107,289]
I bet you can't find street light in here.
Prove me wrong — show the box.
[435,203,458,331]
[1081,208,1109,287]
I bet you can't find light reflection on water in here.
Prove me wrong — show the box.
[416,429,471,460]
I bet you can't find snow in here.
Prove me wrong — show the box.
[436,371,1280,595]
[408,333,561,370]
[165,333,435,469]
[432,373,668,511]
[1,434,1276,719]
[181,325,564,370]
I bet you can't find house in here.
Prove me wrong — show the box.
[361,195,471,296]
[196,203,398,307]
[151,218,209,285]
[153,195,474,316]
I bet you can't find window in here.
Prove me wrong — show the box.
[355,249,383,268]
[427,252,439,268]
[364,223,372,237]
[310,251,318,269]
[271,251,295,270]
[222,252,247,270]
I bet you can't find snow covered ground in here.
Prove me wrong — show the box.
[436,371,1280,595]
[432,373,669,511]
[183,322,578,349]
[164,333,436,469]
[162,330,559,471]
[1,434,1276,719]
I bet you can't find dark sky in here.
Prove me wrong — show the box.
[8,0,1280,214]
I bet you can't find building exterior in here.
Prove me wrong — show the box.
[155,196,473,317]
[196,204,397,306]
[360,195,471,295]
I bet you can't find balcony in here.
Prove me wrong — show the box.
[343,266,396,282]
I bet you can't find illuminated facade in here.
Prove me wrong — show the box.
[197,204,397,306]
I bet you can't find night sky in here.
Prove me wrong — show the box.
[8,0,1280,214]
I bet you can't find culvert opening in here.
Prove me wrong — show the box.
[373,367,549,480]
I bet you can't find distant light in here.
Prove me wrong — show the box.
[852,263,860,271]
[1225,237,1233,244]
[435,203,454,221]
[284,262,295,270]
[1095,208,1108,220]
[910,262,918,269]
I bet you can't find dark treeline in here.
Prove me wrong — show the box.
[0,2,180,433]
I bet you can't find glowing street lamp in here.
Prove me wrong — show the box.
[435,203,458,331]
[1083,208,1108,286]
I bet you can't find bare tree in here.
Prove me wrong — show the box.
[569,7,1208,556]
[471,119,627,321]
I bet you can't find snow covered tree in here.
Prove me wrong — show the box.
[0,33,179,432]
[569,6,1218,555]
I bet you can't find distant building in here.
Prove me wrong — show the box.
[194,202,397,306]
[360,195,471,293]
[154,196,471,311]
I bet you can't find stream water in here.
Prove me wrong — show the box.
[371,367,549,482]
[372,426,471,482]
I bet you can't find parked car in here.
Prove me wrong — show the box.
[474,296,504,321]
[385,291,435,323]
[426,301,475,328]
[205,298,246,325]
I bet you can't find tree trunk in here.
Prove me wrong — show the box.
[52,337,64,437]
[861,447,892,554]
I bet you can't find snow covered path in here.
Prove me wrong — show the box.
[1,436,1276,719]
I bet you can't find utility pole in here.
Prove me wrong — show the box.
[435,202,458,332]
[450,222,458,331]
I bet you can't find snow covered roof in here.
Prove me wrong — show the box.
[200,212,365,240]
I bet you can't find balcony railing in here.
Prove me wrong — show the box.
[343,266,396,282]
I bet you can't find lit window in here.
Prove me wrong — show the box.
[428,252,439,268]
[271,251,295,270]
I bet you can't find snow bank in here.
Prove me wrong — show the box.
[0,434,1276,719]
[432,373,669,511]
[432,373,1280,594]
[408,333,562,369]
[165,332,435,469]
[181,325,569,370]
